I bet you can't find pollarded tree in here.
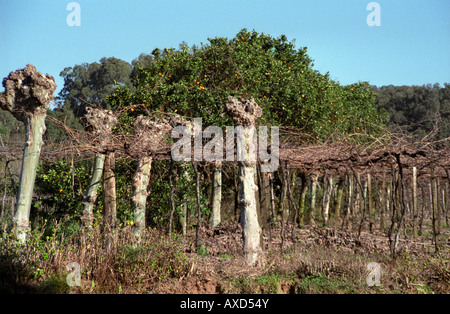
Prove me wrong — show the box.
[82,107,118,238]
[225,96,263,265]
[82,107,118,226]
[0,64,57,242]
[129,116,172,238]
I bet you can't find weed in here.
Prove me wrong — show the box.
[197,245,209,257]
[298,272,352,294]
[37,274,71,294]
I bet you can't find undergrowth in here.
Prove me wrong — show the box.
[0,219,448,294]
[0,220,191,293]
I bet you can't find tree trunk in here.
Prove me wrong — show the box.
[431,168,440,252]
[82,154,105,227]
[239,159,261,265]
[168,158,176,238]
[355,172,367,240]
[14,114,47,242]
[436,176,441,237]
[280,166,288,249]
[0,64,56,242]
[388,166,398,258]
[334,178,344,224]
[412,167,418,238]
[379,172,386,232]
[419,185,425,236]
[225,96,263,265]
[322,176,332,226]
[192,161,202,249]
[132,156,152,238]
[258,164,270,233]
[210,161,222,228]
[286,168,298,244]
[268,172,275,247]
[388,157,408,259]
[298,173,308,227]
[1,159,7,220]
[444,179,449,227]
[103,151,117,251]
[342,173,353,230]
[234,166,240,222]
[386,180,392,231]
[353,176,360,221]
[309,174,318,224]
[367,173,373,233]
[179,164,190,236]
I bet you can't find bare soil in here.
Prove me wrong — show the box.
[154,222,450,294]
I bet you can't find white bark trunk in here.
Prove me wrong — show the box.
[237,127,262,265]
[310,174,318,220]
[14,114,46,242]
[132,156,152,237]
[82,153,105,227]
[225,96,263,266]
[322,176,332,226]
[210,161,222,228]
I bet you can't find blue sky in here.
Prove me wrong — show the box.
[1,0,449,96]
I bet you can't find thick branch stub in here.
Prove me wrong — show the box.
[131,116,172,155]
[84,107,118,136]
[224,96,262,127]
[0,64,56,121]
[84,107,118,150]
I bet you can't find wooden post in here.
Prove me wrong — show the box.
[298,173,308,227]
[367,173,373,233]
[430,168,440,252]
[342,173,353,230]
[379,172,386,232]
[309,174,318,223]
[210,160,222,228]
[322,176,332,226]
[334,178,344,224]
[103,151,117,251]
[412,167,418,238]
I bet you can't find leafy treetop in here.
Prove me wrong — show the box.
[108,29,387,143]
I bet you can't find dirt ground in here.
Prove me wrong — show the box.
[154,222,450,294]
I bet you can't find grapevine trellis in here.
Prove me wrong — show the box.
[1,106,449,258]
[2,115,448,178]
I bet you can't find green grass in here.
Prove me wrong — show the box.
[298,272,355,294]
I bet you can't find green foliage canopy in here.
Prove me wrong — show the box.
[58,57,133,118]
[108,29,386,143]
[372,83,450,142]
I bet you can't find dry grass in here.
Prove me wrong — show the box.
[0,222,192,293]
[0,220,448,294]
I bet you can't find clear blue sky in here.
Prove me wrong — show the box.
[1,0,449,96]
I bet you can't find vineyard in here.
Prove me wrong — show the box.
[0,30,449,294]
